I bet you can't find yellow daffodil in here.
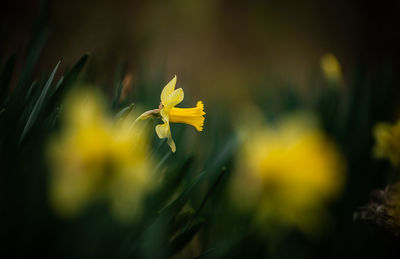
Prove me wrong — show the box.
[230,112,345,235]
[321,53,343,84]
[48,88,155,222]
[373,120,400,166]
[138,76,205,152]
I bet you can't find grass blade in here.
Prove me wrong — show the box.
[168,220,204,257]
[19,61,60,143]
[48,53,89,108]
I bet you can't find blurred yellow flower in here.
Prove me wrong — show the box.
[373,120,400,166]
[321,53,342,84]
[48,89,155,222]
[230,112,345,234]
[138,76,205,152]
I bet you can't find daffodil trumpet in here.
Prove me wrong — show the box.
[137,76,205,152]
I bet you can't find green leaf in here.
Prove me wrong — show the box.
[185,167,227,231]
[151,155,195,211]
[48,53,89,108]
[158,170,206,225]
[168,220,204,257]
[19,61,60,143]
[55,75,64,91]
[24,81,37,102]
[123,169,206,258]
[170,209,195,235]
[115,103,135,120]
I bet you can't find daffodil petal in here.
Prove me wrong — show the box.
[155,122,176,152]
[155,122,169,139]
[167,136,176,152]
[163,88,184,111]
[161,75,177,105]
[159,109,169,122]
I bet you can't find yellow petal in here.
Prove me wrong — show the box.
[159,109,169,123]
[163,88,184,111]
[167,137,176,153]
[155,121,176,152]
[161,75,177,105]
[155,121,169,139]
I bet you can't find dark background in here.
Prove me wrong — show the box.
[1,0,400,104]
